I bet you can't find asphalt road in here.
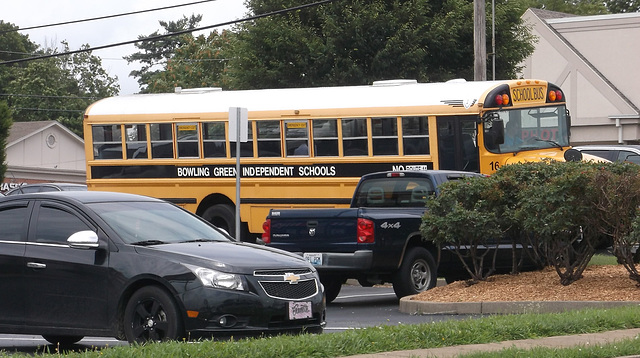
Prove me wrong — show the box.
[325,283,478,333]
[0,284,476,354]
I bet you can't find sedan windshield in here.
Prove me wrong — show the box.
[88,201,231,245]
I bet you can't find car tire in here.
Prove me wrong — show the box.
[392,247,437,298]
[202,204,236,238]
[42,335,84,346]
[123,286,183,343]
[321,276,343,304]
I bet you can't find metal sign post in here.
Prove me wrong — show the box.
[229,107,248,241]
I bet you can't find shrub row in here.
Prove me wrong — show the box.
[421,160,640,286]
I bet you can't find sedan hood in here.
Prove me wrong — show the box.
[136,241,310,274]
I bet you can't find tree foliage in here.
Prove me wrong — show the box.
[5,42,119,136]
[225,0,536,89]
[1,22,119,137]
[526,0,610,14]
[0,21,38,96]
[142,30,234,93]
[603,0,640,13]
[0,101,11,183]
[124,15,203,93]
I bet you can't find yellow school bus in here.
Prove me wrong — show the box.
[83,79,574,241]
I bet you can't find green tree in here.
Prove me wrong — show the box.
[0,101,11,183]
[6,42,119,136]
[527,0,609,14]
[603,0,640,12]
[144,30,234,93]
[0,21,38,98]
[124,15,203,93]
[225,0,536,89]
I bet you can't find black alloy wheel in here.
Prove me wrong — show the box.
[123,286,183,343]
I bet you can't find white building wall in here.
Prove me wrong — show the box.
[7,125,85,170]
[520,9,640,145]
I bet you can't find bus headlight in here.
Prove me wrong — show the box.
[184,264,246,291]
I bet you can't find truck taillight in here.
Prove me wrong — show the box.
[357,218,374,243]
[262,219,271,244]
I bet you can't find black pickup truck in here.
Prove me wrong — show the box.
[262,170,517,303]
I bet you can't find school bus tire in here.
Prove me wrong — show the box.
[202,204,236,238]
[392,247,437,298]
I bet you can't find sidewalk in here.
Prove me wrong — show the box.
[341,328,640,358]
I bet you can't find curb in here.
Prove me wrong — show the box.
[399,297,640,315]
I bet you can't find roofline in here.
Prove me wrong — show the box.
[7,121,84,148]
[548,11,640,24]
[524,8,640,115]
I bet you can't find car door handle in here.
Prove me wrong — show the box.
[27,262,47,269]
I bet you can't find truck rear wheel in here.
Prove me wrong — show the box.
[321,276,343,304]
[392,247,437,298]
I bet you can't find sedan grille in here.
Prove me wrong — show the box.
[259,279,318,300]
[254,268,312,276]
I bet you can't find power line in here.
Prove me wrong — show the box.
[11,107,85,113]
[0,93,100,100]
[0,0,219,35]
[0,0,336,66]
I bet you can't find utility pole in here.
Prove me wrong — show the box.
[491,0,496,80]
[474,0,487,81]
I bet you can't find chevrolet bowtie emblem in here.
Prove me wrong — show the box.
[284,272,301,284]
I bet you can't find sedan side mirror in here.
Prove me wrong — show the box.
[68,230,100,249]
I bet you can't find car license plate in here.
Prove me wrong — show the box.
[303,253,322,265]
[288,301,312,320]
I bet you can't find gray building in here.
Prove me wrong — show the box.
[520,8,640,145]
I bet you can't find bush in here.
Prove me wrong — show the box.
[421,160,640,287]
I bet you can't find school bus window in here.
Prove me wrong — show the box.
[285,121,309,157]
[176,123,199,158]
[371,117,398,156]
[150,123,173,159]
[256,121,281,157]
[230,121,254,158]
[125,124,148,159]
[313,119,339,157]
[402,116,429,155]
[342,118,368,156]
[92,124,123,159]
[203,122,227,158]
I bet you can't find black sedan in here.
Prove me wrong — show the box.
[0,191,325,344]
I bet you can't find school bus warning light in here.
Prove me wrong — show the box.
[494,94,510,106]
[548,90,563,102]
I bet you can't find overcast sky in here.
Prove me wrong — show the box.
[3,0,248,95]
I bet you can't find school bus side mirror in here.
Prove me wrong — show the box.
[485,119,505,149]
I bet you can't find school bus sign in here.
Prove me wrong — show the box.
[511,85,546,104]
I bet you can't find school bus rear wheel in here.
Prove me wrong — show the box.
[202,204,236,238]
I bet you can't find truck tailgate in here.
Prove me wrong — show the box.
[267,208,360,253]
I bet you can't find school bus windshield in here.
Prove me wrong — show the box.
[484,105,570,153]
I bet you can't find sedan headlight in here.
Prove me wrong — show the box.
[184,264,245,291]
